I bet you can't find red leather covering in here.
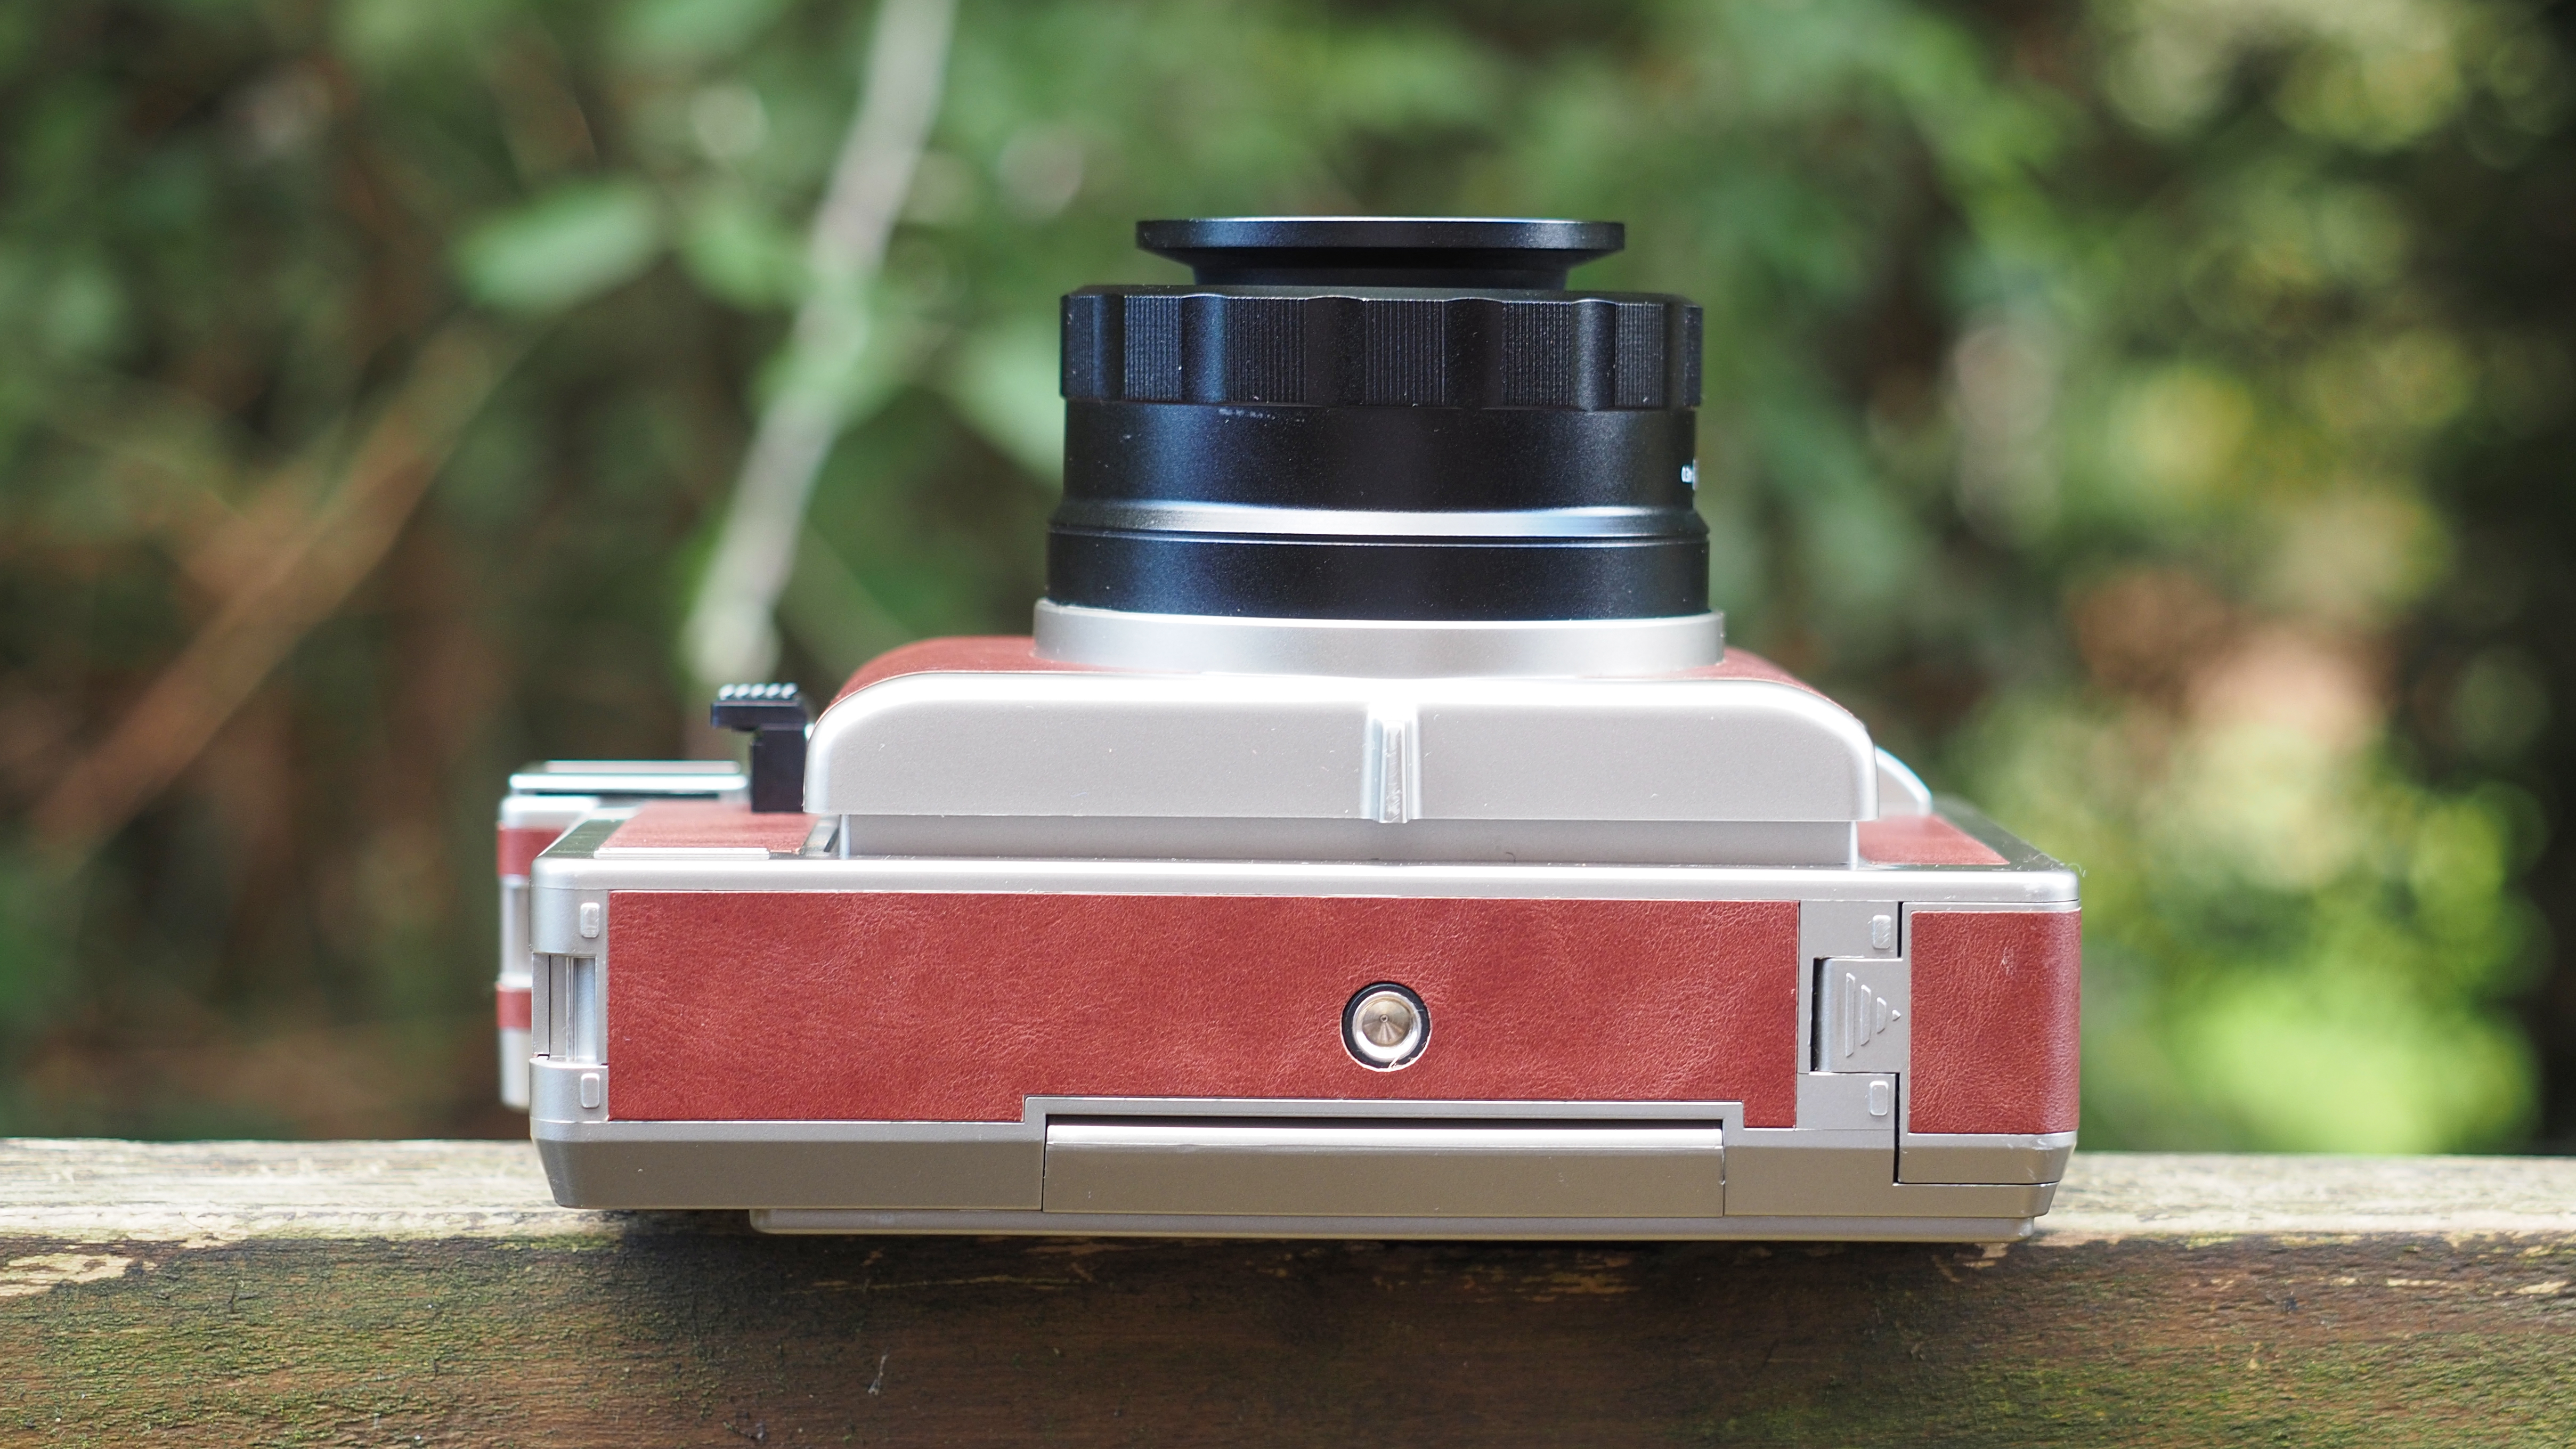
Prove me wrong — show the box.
[495,984,532,1031]
[607,892,1801,1126]
[1664,649,1828,697]
[599,802,816,852]
[1907,909,2082,1134]
[831,636,1822,702]
[496,826,564,878]
[832,636,1100,704]
[1857,816,2009,867]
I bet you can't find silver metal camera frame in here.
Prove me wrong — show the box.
[521,791,2075,1241]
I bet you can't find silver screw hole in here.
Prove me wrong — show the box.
[1343,983,1429,1070]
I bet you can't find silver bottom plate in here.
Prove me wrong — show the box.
[750,1208,2038,1242]
[530,1092,2062,1239]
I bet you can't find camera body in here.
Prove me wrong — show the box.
[495,220,2079,1239]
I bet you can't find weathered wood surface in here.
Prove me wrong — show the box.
[3,1141,2573,1446]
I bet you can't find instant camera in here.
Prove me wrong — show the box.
[494,218,2080,1240]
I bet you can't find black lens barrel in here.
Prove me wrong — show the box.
[1049,218,1707,623]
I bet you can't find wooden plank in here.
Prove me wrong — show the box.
[3,1140,2572,1445]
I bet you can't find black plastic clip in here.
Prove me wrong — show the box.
[711,683,811,813]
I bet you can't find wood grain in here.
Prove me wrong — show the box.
[4,1140,2573,1446]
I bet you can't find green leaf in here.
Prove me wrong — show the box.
[614,0,795,65]
[333,0,513,73]
[453,182,665,314]
[0,850,68,1039]
[940,319,1064,483]
[676,189,806,309]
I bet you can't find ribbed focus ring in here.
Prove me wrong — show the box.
[1062,288,1702,411]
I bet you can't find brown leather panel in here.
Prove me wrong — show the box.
[599,802,815,852]
[1661,648,1828,697]
[607,892,1801,1125]
[1908,909,2082,1134]
[828,635,1819,703]
[1857,816,2009,867]
[497,825,565,877]
[831,634,1101,704]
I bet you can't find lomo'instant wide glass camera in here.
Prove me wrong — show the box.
[494,219,2080,1240]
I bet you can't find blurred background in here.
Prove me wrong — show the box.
[0,0,2569,1149]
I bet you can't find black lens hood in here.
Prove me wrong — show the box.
[1049,218,1706,623]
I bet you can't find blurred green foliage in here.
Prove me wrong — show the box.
[0,0,2569,1147]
